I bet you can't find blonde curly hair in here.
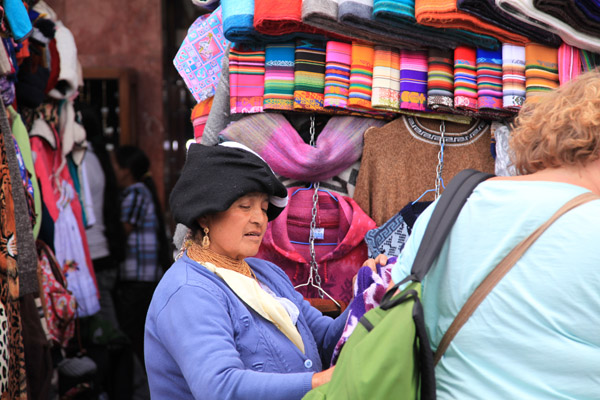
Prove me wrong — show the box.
[510,68,600,175]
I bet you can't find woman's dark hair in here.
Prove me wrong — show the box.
[114,145,173,272]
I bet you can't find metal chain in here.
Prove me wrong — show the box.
[434,121,446,199]
[307,114,324,297]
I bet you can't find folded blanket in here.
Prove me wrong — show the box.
[456,0,562,47]
[371,46,401,111]
[534,0,600,38]
[293,39,327,112]
[229,44,265,114]
[400,50,428,111]
[415,0,529,45]
[338,0,435,49]
[524,43,559,100]
[218,113,385,182]
[498,0,600,53]
[348,43,375,110]
[502,44,526,110]
[324,41,352,109]
[476,49,503,110]
[264,42,296,111]
[576,0,600,22]
[557,43,582,85]
[253,0,335,37]
[173,7,229,103]
[372,0,501,50]
[454,46,478,111]
[580,48,600,71]
[427,48,454,111]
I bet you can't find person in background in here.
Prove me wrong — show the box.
[367,68,600,399]
[111,145,172,370]
[145,142,349,399]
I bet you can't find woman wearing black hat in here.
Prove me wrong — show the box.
[144,142,349,399]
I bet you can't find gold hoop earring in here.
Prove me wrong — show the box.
[202,227,210,249]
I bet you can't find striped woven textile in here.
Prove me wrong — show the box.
[524,43,559,100]
[293,39,327,111]
[476,48,503,110]
[502,44,526,110]
[427,48,454,111]
[580,49,600,72]
[399,49,428,111]
[348,43,375,110]
[557,43,582,85]
[229,43,265,114]
[324,41,352,108]
[264,42,296,111]
[191,97,214,143]
[454,46,478,111]
[371,46,400,111]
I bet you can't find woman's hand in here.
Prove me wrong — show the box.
[312,366,336,389]
[362,254,389,272]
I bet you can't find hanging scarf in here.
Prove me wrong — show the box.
[502,44,526,110]
[191,98,214,142]
[229,43,265,114]
[427,48,454,111]
[218,113,385,182]
[348,43,374,110]
[524,43,559,101]
[324,41,352,109]
[557,43,582,85]
[476,48,503,111]
[293,39,327,111]
[454,46,478,111]
[371,46,400,111]
[263,42,296,111]
[399,49,428,111]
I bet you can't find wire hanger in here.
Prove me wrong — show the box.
[293,115,341,308]
[413,120,446,204]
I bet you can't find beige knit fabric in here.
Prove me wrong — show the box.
[354,115,495,226]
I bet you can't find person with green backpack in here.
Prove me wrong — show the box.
[304,69,600,400]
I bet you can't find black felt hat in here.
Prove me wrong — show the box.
[169,142,288,229]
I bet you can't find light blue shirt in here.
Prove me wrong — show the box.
[392,180,600,399]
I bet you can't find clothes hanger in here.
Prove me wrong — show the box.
[290,182,339,202]
[292,114,341,308]
[413,120,446,205]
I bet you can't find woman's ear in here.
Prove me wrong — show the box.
[197,216,209,230]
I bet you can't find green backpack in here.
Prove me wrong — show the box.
[303,169,493,400]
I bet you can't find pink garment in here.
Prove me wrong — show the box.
[256,187,376,304]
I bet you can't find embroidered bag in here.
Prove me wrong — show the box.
[36,240,77,347]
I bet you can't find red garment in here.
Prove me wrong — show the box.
[30,115,97,292]
[45,38,60,94]
[253,0,349,40]
[257,187,376,305]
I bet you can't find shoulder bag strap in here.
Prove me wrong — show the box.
[433,191,600,365]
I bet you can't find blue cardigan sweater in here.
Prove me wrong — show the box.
[144,254,350,399]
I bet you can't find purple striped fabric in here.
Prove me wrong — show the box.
[400,49,428,111]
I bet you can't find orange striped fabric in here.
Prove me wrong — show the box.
[524,43,559,102]
[414,0,530,45]
[348,43,375,110]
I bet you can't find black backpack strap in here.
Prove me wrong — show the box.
[411,169,494,281]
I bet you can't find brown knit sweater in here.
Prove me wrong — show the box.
[354,115,495,226]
